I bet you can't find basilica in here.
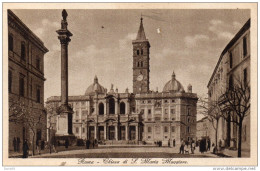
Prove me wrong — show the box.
[46,17,198,146]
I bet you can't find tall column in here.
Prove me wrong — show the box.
[104,101,107,116]
[94,125,97,139]
[125,125,129,140]
[136,125,138,141]
[56,9,73,135]
[115,99,118,114]
[104,125,107,140]
[115,125,118,140]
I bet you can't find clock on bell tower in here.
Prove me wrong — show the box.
[132,17,150,94]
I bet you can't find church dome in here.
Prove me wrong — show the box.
[163,71,185,93]
[85,76,106,95]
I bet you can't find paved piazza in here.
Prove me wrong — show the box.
[32,147,222,158]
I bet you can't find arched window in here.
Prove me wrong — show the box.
[120,102,125,114]
[99,103,104,115]
[137,50,140,55]
[109,98,115,114]
[21,42,26,61]
[9,34,13,51]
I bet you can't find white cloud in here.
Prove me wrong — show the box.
[210,19,223,25]
[209,19,234,40]
[119,33,136,49]
[184,34,209,48]
[233,21,242,29]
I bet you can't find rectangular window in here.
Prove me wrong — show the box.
[76,127,79,133]
[165,109,168,114]
[243,68,247,86]
[171,108,175,114]
[229,52,233,68]
[36,86,41,103]
[21,42,26,61]
[164,100,168,103]
[147,100,151,103]
[76,110,79,116]
[148,127,152,133]
[8,70,12,93]
[148,109,151,114]
[9,35,13,51]
[171,126,175,132]
[19,74,25,97]
[36,58,40,70]
[83,128,85,133]
[164,126,168,133]
[187,108,191,116]
[243,37,247,57]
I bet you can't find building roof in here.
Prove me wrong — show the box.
[8,10,49,53]
[85,76,106,95]
[207,18,250,88]
[163,70,185,93]
[136,17,147,40]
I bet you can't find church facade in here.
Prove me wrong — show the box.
[46,18,198,146]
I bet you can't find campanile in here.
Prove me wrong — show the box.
[132,17,150,94]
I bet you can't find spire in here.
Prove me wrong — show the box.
[136,17,147,40]
[94,75,98,83]
[172,70,176,80]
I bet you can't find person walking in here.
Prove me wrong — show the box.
[13,137,17,152]
[17,137,20,152]
[207,139,211,151]
[92,139,95,149]
[191,141,195,154]
[65,139,69,149]
[22,139,29,158]
[36,139,41,155]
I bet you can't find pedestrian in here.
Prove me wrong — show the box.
[207,139,211,151]
[41,140,45,150]
[36,139,41,155]
[17,137,20,152]
[191,141,195,154]
[23,139,29,158]
[200,139,206,153]
[92,139,95,149]
[51,136,57,153]
[13,137,17,152]
[179,139,184,154]
[65,139,69,149]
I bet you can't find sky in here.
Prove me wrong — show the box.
[12,9,250,104]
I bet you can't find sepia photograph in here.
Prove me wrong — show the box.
[3,2,257,166]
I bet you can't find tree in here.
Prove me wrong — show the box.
[198,96,223,151]
[9,98,45,156]
[219,77,250,157]
[45,103,58,154]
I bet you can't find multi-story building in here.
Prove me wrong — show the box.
[46,17,198,146]
[196,116,210,140]
[8,10,48,152]
[207,19,250,151]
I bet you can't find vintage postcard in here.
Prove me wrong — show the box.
[2,2,258,166]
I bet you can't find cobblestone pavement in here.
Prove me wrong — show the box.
[31,147,221,158]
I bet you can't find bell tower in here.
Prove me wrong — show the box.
[132,17,150,94]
